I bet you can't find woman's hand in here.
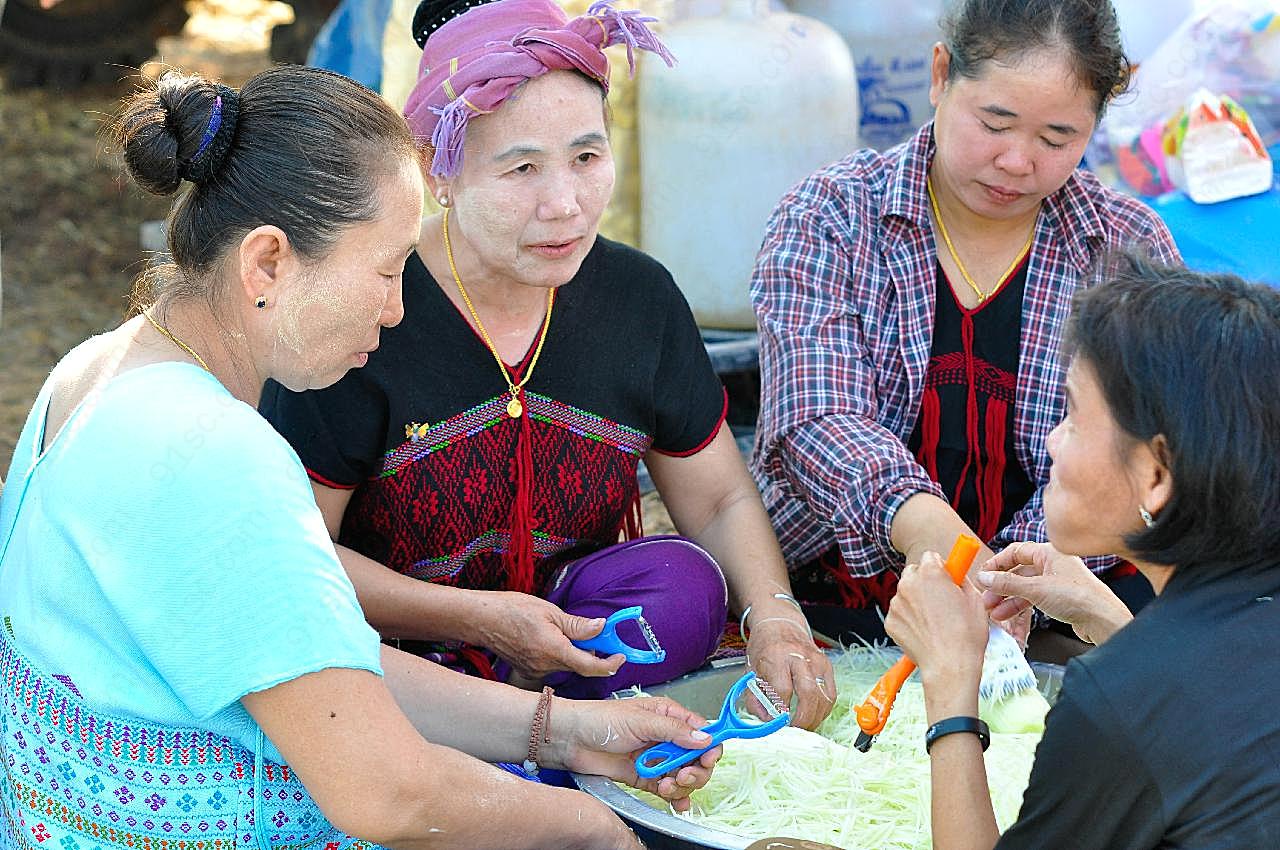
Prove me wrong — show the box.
[991,604,1033,650]
[979,542,1133,645]
[469,591,624,685]
[744,611,836,730]
[884,551,987,711]
[556,695,721,812]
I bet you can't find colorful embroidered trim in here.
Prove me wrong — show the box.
[383,392,652,478]
[0,622,382,850]
[530,395,651,457]
[406,528,579,581]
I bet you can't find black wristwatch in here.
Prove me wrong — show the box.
[925,716,991,753]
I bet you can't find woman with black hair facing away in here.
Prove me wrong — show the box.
[0,66,719,850]
[750,0,1181,653]
[885,251,1280,849]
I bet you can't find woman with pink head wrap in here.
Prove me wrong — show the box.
[263,0,835,734]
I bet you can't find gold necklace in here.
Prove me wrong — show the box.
[927,176,1035,303]
[442,207,554,419]
[144,309,212,373]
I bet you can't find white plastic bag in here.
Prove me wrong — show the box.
[1103,1,1280,150]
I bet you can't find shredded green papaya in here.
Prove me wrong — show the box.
[620,646,1045,847]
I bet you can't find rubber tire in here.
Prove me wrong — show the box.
[0,0,188,89]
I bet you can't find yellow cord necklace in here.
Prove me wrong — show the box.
[927,176,1035,304]
[144,309,212,373]
[442,207,554,419]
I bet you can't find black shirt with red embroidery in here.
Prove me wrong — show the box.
[260,237,726,594]
[907,259,1036,541]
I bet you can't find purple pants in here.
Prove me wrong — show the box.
[540,535,728,699]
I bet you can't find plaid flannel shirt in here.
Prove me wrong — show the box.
[750,123,1181,578]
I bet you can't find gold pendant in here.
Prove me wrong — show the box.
[506,395,524,418]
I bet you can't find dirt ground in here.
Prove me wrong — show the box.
[0,70,173,475]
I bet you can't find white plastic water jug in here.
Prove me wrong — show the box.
[638,0,858,329]
[786,0,946,151]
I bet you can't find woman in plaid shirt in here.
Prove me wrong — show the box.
[750,0,1180,651]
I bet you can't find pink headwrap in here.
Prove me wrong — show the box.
[403,0,674,177]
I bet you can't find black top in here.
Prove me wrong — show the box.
[907,260,1035,541]
[260,236,725,593]
[997,560,1280,849]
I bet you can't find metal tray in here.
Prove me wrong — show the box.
[573,651,1064,850]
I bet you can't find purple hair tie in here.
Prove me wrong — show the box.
[192,95,224,162]
[178,86,239,184]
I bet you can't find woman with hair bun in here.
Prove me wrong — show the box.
[0,65,717,850]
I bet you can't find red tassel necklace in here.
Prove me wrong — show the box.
[443,207,554,593]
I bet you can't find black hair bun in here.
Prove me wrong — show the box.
[412,0,498,48]
[177,84,239,185]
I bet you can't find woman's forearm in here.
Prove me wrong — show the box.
[337,543,487,643]
[927,734,1002,850]
[922,672,1000,850]
[891,493,995,577]
[647,427,801,620]
[244,665,627,850]
[692,491,797,619]
[648,430,837,728]
[379,644,545,763]
[372,736,627,850]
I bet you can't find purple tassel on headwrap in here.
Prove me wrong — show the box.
[430,98,471,177]
[588,0,675,75]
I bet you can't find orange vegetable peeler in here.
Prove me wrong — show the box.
[852,534,981,752]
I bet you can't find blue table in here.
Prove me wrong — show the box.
[1126,144,1280,288]
[1147,185,1280,288]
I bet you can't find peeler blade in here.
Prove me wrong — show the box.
[571,605,667,664]
[745,674,788,720]
[634,611,665,655]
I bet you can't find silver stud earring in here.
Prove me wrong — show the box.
[255,296,267,309]
[1138,505,1155,528]
[437,194,450,207]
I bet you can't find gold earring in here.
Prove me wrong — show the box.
[255,296,267,309]
[437,194,450,207]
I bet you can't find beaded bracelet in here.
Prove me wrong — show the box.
[522,686,555,775]
[739,592,812,641]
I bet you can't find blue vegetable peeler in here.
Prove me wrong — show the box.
[572,605,667,665]
[633,670,790,779]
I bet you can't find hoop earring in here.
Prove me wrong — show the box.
[255,296,268,309]
[1138,505,1155,528]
